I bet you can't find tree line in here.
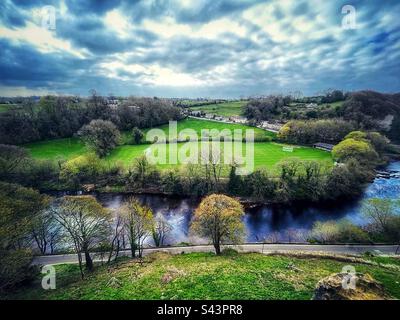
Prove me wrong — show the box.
[0,92,183,145]
[244,90,400,143]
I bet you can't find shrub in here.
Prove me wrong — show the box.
[332,138,379,166]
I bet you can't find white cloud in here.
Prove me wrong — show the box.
[105,9,131,38]
[0,21,87,58]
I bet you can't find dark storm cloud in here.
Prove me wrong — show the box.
[0,39,95,87]
[65,0,123,16]
[55,15,156,55]
[0,0,399,97]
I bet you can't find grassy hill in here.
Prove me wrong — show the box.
[7,252,400,300]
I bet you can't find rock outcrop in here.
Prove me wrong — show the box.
[313,273,392,300]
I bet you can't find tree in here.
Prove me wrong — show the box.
[31,208,62,255]
[0,182,50,291]
[366,132,390,154]
[77,119,121,157]
[128,155,159,188]
[121,197,154,258]
[0,144,29,180]
[332,138,379,165]
[242,169,276,200]
[190,194,245,254]
[131,127,144,144]
[362,199,400,234]
[310,221,339,243]
[53,196,111,277]
[277,119,355,144]
[345,131,390,155]
[161,169,184,195]
[227,165,242,195]
[107,212,125,264]
[152,213,172,247]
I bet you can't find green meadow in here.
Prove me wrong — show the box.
[0,104,20,113]
[23,118,332,172]
[106,141,332,172]
[7,252,400,300]
[188,101,247,117]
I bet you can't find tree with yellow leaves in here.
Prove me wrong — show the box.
[190,194,245,254]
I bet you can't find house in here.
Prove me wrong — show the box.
[313,142,335,151]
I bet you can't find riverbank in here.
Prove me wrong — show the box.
[40,160,400,245]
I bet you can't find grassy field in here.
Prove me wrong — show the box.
[23,118,331,172]
[189,101,247,117]
[25,139,331,172]
[6,252,400,300]
[0,103,19,112]
[107,142,332,172]
[154,118,275,139]
[25,137,86,160]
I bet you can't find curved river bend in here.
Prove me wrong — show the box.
[57,162,400,245]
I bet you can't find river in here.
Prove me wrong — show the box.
[81,161,399,244]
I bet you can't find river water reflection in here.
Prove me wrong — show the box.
[85,162,399,244]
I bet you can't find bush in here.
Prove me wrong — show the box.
[309,219,370,244]
[221,248,239,256]
[60,153,104,188]
[0,182,49,292]
[332,138,379,166]
[0,249,36,293]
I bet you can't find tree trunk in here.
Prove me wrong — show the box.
[130,242,137,258]
[214,242,221,255]
[77,251,84,279]
[84,250,93,271]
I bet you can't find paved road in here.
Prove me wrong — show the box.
[32,244,399,266]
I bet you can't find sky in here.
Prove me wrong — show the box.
[0,0,399,98]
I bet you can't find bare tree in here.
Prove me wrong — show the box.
[107,213,125,263]
[53,196,111,278]
[362,198,396,233]
[121,197,154,258]
[152,213,172,247]
[0,144,29,179]
[265,232,280,244]
[200,148,223,192]
[285,228,300,243]
[31,208,62,254]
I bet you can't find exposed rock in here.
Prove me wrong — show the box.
[313,273,392,300]
[82,184,95,192]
